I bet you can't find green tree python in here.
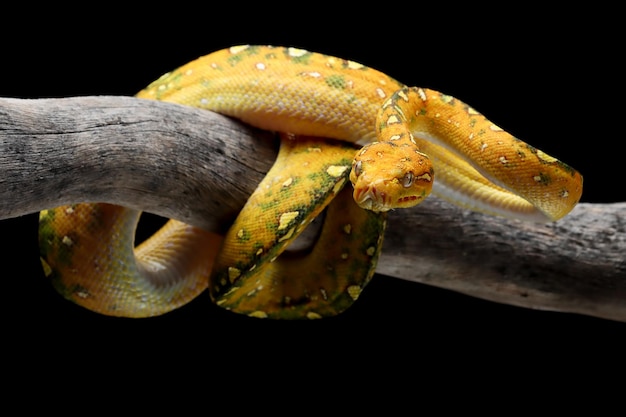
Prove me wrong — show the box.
[38,45,583,319]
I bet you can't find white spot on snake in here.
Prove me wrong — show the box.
[386,115,401,125]
[536,149,558,163]
[499,156,509,164]
[64,207,74,214]
[200,98,208,105]
[389,134,402,141]
[416,88,427,101]
[561,190,569,198]
[481,143,488,152]
[320,288,328,300]
[490,124,503,132]
[255,62,266,70]
[228,267,241,282]
[282,177,293,187]
[326,165,349,177]
[300,71,322,78]
[224,286,240,296]
[75,288,90,299]
[288,47,308,57]
[62,236,73,246]
[229,45,250,54]
[278,212,299,231]
[376,88,386,98]
[441,94,454,104]
[249,311,268,319]
[343,224,352,234]
[306,312,322,319]
[346,60,364,70]
[469,132,475,140]
[341,253,349,260]
[347,285,362,300]
[184,69,193,76]
[468,107,480,115]
[397,89,409,102]
[256,248,263,256]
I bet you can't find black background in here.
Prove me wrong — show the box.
[1,5,625,391]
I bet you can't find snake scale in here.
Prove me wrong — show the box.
[38,45,583,319]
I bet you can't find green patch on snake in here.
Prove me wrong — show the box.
[325,74,346,89]
[226,54,245,67]
[555,160,578,175]
[236,228,251,242]
[345,94,361,105]
[283,47,313,64]
[241,45,262,56]
[439,94,455,105]
[38,210,83,269]
[149,72,183,99]
[533,172,552,186]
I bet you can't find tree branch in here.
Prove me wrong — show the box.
[1,96,624,322]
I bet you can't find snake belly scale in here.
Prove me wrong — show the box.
[38,45,583,319]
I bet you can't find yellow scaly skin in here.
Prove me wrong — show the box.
[39,45,583,319]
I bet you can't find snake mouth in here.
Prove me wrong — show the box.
[353,186,392,212]
[354,185,426,212]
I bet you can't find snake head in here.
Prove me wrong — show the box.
[350,141,434,212]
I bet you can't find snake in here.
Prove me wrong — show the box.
[38,45,583,319]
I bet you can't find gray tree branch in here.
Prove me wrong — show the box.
[1,96,624,322]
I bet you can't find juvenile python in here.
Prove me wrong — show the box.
[39,45,583,319]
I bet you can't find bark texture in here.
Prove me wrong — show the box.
[1,96,624,322]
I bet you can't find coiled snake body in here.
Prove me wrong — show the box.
[39,45,583,319]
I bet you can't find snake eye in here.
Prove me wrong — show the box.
[353,160,362,177]
[402,171,414,188]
